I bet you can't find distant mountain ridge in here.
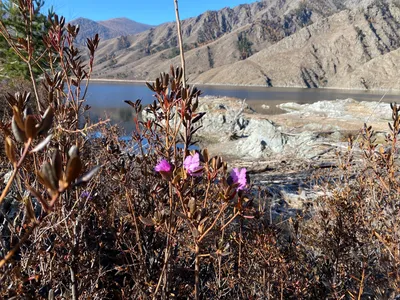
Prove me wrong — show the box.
[98,18,154,36]
[83,0,400,90]
[70,17,153,44]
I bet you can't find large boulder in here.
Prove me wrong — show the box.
[195,97,289,158]
[235,118,287,158]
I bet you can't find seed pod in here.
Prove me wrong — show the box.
[202,149,209,163]
[193,98,199,112]
[145,82,155,92]
[23,107,33,119]
[162,73,169,88]
[155,78,160,91]
[216,157,223,170]
[75,165,101,185]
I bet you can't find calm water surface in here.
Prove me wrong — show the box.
[85,82,400,132]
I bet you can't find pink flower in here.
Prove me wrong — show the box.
[183,153,202,176]
[155,159,172,172]
[230,168,247,191]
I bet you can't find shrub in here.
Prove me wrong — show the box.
[237,32,253,60]
[167,47,180,59]
[0,2,253,297]
[299,109,400,297]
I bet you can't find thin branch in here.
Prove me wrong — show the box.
[57,119,111,134]
[198,203,228,243]
[220,210,240,232]
[173,0,186,86]
[28,61,42,111]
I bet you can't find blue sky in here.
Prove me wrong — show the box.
[42,0,257,25]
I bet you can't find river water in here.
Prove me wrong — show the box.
[85,81,400,132]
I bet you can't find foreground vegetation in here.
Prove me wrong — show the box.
[0,1,400,299]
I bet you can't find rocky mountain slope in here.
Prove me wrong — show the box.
[70,17,153,44]
[195,1,400,89]
[88,0,400,90]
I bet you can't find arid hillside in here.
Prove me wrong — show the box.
[195,2,400,90]
[86,0,400,90]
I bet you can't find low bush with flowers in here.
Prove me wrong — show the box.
[1,1,400,298]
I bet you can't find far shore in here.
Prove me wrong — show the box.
[88,78,400,94]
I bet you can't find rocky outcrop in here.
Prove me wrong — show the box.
[194,96,320,159]
[236,118,288,156]
[193,96,394,160]
[278,98,392,122]
[195,97,285,158]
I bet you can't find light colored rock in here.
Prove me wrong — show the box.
[196,96,254,137]
[195,97,289,158]
[235,119,287,158]
[279,98,362,118]
[279,98,392,122]
[3,171,13,184]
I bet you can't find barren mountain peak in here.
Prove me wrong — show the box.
[70,16,153,44]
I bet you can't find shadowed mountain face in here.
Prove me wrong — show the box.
[70,17,153,44]
[84,0,400,90]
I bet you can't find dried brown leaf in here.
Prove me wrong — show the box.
[52,150,63,181]
[5,137,17,164]
[24,196,37,223]
[65,156,82,184]
[24,115,37,139]
[12,106,25,130]
[12,117,26,143]
[139,216,156,226]
[31,134,53,153]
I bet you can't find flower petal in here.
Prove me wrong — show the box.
[155,159,172,172]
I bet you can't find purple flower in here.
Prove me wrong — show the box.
[230,168,247,191]
[183,153,202,176]
[80,191,92,200]
[155,159,172,172]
